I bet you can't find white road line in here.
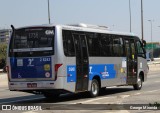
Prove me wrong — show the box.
[79,96,116,104]
[148,74,159,78]
[0,97,44,105]
[106,86,117,88]
[23,111,37,113]
[134,93,141,95]
[108,110,130,113]
[120,95,130,98]
[145,89,160,93]
[133,89,160,95]
[155,81,160,83]
[0,89,8,91]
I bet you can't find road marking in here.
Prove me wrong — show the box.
[23,111,37,113]
[155,81,160,83]
[0,89,8,92]
[106,86,117,88]
[148,74,159,78]
[145,89,160,93]
[0,97,44,105]
[134,93,141,95]
[79,94,130,104]
[119,95,130,99]
[79,96,116,103]
[107,110,130,113]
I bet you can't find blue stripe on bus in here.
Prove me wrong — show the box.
[67,65,76,82]
[67,64,116,83]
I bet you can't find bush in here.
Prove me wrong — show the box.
[0,43,7,62]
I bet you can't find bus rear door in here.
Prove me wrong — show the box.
[73,33,89,92]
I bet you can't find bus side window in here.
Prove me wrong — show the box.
[63,30,75,56]
[125,40,131,58]
[136,40,145,58]
[86,32,100,56]
[113,36,124,56]
[99,34,112,56]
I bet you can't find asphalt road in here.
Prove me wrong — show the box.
[0,71,160,113]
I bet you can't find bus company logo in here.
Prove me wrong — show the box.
[45,30,54,35]
[101,66,109,77]
[28,58,34,67]
[89,66,93,74]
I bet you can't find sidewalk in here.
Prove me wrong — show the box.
[0,72,8,89]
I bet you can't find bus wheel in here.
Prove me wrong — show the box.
[133,75,142,90]
[90,79,99,97]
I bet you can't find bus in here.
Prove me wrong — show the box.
[7,23,148,98]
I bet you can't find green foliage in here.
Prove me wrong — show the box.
[0,43,7,60]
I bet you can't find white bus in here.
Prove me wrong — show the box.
[7,23,148,98]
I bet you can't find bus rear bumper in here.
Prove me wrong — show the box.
[9,81,57,91]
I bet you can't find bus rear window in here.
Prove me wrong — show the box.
[9,27,54,57]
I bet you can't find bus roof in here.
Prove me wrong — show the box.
[14,23,139,38]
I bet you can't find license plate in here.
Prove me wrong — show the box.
[27,83,37,88]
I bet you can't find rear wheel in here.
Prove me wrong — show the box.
[90,79,100,97]
[133,75,142,90]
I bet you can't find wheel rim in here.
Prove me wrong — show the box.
[137,76,142,88]
[92,82,98,95]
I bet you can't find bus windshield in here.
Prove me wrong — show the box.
[9,27,54,57]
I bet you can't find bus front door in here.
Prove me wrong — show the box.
[124,39,138,84]
[73,34,89,92]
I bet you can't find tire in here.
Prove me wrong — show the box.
[90,79,100,97]
[133,75,142,90]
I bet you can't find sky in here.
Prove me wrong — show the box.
[0,0,160,42]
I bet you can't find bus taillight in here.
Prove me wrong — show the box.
[55,64,63,80]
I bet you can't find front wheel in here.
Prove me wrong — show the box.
[133,75,142,90]
[90,79,100,97]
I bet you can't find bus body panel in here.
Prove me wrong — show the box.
[64,57,128,92]
[137,57,148,81]
[88,57,127,87]
[63,57,76,92]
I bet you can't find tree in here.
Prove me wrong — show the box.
[0,43,7,60]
